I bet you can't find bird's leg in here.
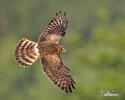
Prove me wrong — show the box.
[58,45,66,53]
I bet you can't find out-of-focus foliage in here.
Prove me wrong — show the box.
[0,0,125,100]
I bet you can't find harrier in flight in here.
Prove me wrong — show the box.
[15,11,75,93]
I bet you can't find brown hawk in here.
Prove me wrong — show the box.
[15,11,75,93]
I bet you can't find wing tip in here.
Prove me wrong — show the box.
[63,83,76,93]
[56,10,66,19]
[57,78,76,93]
[46,11,68,35]
[57,10,66,16]
[64,12,66,17]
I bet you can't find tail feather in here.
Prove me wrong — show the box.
[15,38,39,67]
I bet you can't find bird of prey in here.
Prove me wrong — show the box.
[14,11,75,93]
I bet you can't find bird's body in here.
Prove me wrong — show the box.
[38,41,65,58]
[14,11,75,93]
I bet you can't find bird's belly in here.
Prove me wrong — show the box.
[38,46,58,58]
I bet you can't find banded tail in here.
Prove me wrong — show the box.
[15,38,39,67]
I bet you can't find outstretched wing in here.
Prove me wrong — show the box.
[15,38,39,67]
[39,11,68,44]
[40,54,75,93]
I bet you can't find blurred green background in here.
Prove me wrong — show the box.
[0,0,125,100]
